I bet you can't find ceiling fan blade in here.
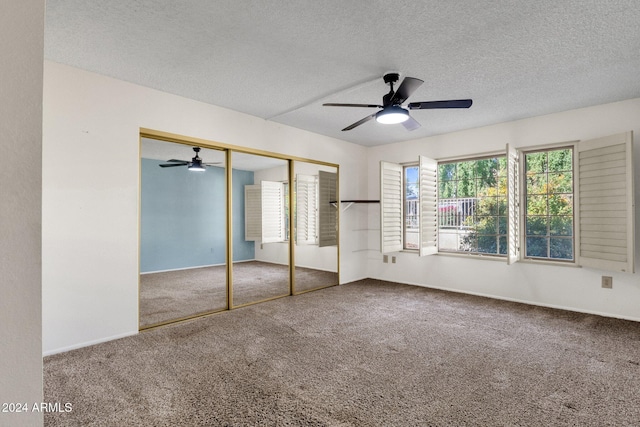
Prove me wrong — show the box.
[342,113,376,131]
[202,162,223,166]
[390,77,424,105]
[408,99,473,110]
[402,116,421,131]
[159,162,188,168]
[324,103,382,108]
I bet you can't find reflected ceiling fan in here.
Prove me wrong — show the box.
[323,73,472,131]
[159,147,220,172]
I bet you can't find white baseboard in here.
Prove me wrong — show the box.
[43,330,138,356]
[371,277,640,323]
[140,259,255,275]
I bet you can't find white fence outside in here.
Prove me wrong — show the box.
[404,197,476,250]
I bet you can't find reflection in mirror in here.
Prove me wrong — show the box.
[139,138,227,328]
[293,161,339,293]
[232,152,290,307]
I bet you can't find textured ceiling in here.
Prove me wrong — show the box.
[45,1,640,147]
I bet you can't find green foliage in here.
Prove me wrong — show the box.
[524,148,574,260]
[439,148,574,259]
[440,157,506,255]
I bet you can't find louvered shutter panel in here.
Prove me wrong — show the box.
[296,174,318,245]
[318,170,338,247]
[261,180,286,243]
[506,144,520,264]
[419,156,438,256]
[244,185,261,241]
[380,161,403,254]
[577,131,634,273]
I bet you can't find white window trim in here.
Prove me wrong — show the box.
[244,181,287,244]
[295,174,318,245]
[380,158,437,256]
[318,170,338,248]
[436,153,508,258]
[518,143,576,264]
[380,161,404,254]
[575,131,634,273]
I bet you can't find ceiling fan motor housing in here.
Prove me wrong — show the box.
[383,73,400,84]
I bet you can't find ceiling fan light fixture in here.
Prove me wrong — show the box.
[188,160,206,172]
[376,106,410,124]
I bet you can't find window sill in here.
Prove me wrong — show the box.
[436,252,506,262]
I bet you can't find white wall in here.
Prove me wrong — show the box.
[367,98,640,321]
[42,61,368,354]
[0,1,44,425]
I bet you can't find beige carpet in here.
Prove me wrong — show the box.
[45,279,640,426]
[140,261,338,327]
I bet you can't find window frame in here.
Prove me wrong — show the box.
[436,153,508,258]
[403,163,419,252]
[521,145,576,263]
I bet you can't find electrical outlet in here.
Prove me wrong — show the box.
[392,256,396,264]
[383,255,388,263]
[602,276,613,289]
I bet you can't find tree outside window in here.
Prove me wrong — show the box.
[438,157,507,255]
[404,165,419,250]
[524,148,573,260]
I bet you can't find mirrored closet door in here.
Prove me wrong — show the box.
[293,161,339,293]
[139,138,227,328]
[231,152,290,307]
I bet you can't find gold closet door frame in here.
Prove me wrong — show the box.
[139,129,340,330]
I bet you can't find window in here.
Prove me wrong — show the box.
[381,157,437,256]
[524,147,574,260]
[437,156,507,256]
[404,165,419,250]
[380,132,634,273]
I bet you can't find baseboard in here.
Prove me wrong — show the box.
[43,330,139,356]
[140,259,255,275]
[340,275,369,285]
[295,264,339,273]
[368,277,640,323]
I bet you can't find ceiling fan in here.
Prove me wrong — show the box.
[323,73,472,131]
[159,147,220,172]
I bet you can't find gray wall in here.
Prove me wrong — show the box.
[0,1,44,425]
[140,159,255,272]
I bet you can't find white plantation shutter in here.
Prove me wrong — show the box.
[296,174,318,245]
[318,170,338,247]
[244,185,261,241]
[419,156,438,256]
[261,180,286,243]
[380,161,403,253]
[506,144,520,264]
[577,131,634,273]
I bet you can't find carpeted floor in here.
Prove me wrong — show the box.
[140,261,338,327]
[45,279,640,426]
